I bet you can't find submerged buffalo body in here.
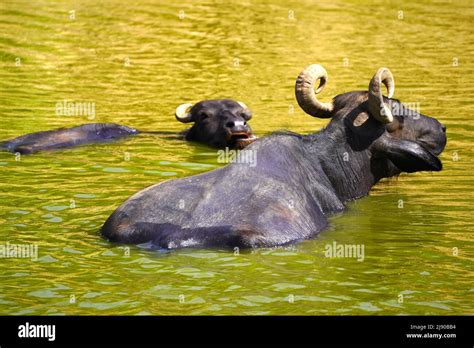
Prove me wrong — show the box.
[1,99,255,154]
[103,65,447,249]
[1,123,138,154]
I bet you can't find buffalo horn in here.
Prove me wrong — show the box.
[175,103,194,123]
[368,67,395,124]
[295,64,334,118]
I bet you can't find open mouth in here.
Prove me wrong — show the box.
[419,140,444,157]
[227,132,257,148]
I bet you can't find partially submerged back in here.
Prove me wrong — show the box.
[2,123,138,154]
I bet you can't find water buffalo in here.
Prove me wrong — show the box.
[1,99,255,154]
[176,99,256,149]
[101,65,447,249]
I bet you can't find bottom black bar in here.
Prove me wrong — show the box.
[0,316,472,346]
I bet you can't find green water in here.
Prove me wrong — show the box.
[0,0,473,315]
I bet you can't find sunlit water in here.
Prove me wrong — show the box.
[0,0,473,315]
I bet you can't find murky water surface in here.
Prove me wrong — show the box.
[0,0,473,314]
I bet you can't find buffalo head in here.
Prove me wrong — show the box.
[295,65,447,181]
[175,99,256,149]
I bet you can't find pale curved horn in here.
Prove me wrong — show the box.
[295,64,334,118]
[237,101,248,109]
[368,67,395,124]
[237,101,252,119]
[175,103,194,123]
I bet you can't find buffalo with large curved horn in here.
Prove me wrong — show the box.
[102,64,446,249]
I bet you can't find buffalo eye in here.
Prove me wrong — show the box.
[240,111,252,120]
[198,112,209,120]
[387,117,404,133]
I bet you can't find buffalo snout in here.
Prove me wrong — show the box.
[225,120,249,133]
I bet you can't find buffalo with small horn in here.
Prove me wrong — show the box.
[1,99,256,154]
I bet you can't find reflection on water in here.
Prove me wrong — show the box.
[0,0,473,315]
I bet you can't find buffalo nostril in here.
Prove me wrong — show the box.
[226,121,235,128]
[441,125,446,132]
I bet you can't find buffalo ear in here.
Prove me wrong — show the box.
[241,111,253,121]
[379,138,442,172]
